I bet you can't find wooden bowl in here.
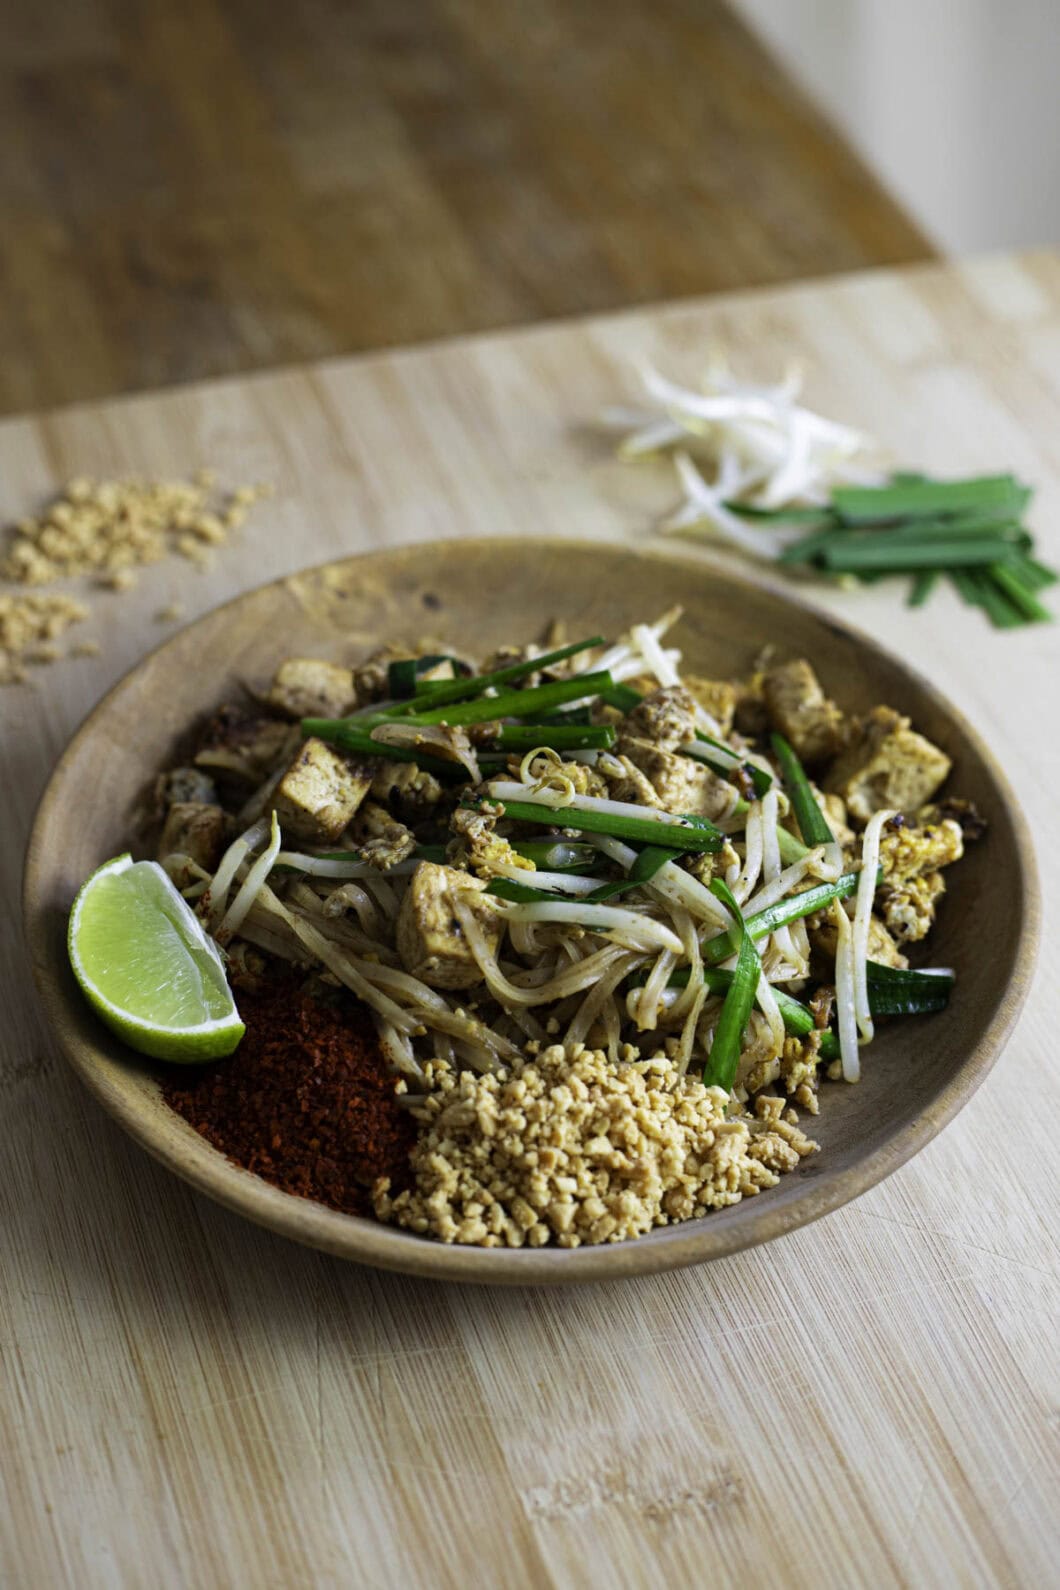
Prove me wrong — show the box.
[23,539,1040,1283]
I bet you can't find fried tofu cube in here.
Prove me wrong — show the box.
[268,657,356,721]
[682,676,738,737]
[824,707,951,823]
[271,737,371,843]
[195,707,295,782]
[763,659,844,763]
[396,862,501,990]
[625,743,735,819]
[157,801,226,872]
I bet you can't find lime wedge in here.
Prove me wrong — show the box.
[68,855,245,1062]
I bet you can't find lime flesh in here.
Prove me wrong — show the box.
[68,855,245,1062]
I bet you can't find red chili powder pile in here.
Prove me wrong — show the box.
[164,979,416,1215]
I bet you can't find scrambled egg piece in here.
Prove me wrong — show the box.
[350,800,417,869]
[447,806,534,881]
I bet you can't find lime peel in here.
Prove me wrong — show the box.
[68,854,245,1063]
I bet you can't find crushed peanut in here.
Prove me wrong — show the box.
[0,593,90,684]
[374,1043,817,1248]
[1,474,272,685]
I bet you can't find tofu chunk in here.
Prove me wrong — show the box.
[271,737,371,843]
[195,707,295,783]
[824,707,951,823]
[682,676,737,737]
[268,657,356,720]
[621,687,698,751]
[619,740,736,820]
[763,659,844,763]
[154,766,218,810]
[396,862,501,990]
[157,801,226,873]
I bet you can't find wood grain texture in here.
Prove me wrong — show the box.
[3,251,1060,1586]
[0,0,932,416]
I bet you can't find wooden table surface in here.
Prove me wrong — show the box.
[0,0,931,416]
[4,252,1059,1588]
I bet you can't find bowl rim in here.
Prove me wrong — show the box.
[22,536,1042,1284]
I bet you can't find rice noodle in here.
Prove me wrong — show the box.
[632,947,678,1031]
[376,1022,427,1085]
[258,883,421,1035]
[453,895,634,1006]
[565,951,641,1047]
[852,808,896,1042]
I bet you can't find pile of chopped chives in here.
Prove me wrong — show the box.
[770,473,1055,627]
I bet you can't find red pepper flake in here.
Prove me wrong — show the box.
[163,979,415,1215]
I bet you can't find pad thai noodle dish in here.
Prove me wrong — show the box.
[144,612,982,1249]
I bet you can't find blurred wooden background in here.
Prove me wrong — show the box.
[1,0,931,416]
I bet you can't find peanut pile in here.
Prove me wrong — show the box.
[375,1043,817,1248]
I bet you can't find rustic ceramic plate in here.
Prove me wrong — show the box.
[24,539,1039,1284]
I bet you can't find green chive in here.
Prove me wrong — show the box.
[510,839,599,870]
[600,683,644,713]
[474,795,723,852]
[399,671,614,727]
[298,722,464,777]
[1010,554,1058,591]
[832,475,1027,525]
[387,654,472,698]
[823,538,1021,573]
[701,870,865,966]
[584,845,677,902]
[770,732,835,849]
[386,635,606,717]
[987,562,1053,624]
[484,878,568,903]
[908,570,939,607]
[702,878,760,1091]
[494,723,616,752]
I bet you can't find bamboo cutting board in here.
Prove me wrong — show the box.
[3,251,1059,1589]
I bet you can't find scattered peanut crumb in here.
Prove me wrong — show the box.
[0,593,89,684]
[155,603,185,624]
[1,473,272,684]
